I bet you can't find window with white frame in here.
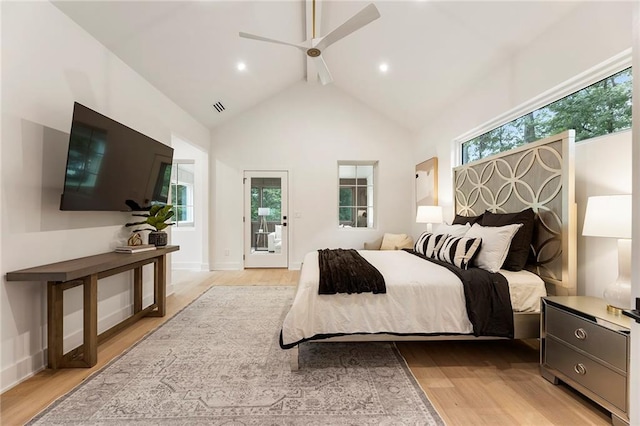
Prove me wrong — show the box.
[338,162,376,228]
[170,161,195,227]
[461,66,631,164]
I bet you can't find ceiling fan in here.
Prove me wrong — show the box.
[239,2,380,85]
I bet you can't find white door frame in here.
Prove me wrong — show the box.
[243,170,288,268]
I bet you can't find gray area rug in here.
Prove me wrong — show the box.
[30,286,444,425]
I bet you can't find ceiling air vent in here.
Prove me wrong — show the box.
[212,102,225,113]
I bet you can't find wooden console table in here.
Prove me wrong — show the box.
[6,245,179,369]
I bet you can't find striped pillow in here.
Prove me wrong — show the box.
[414,232,448,258]
[436,235,482,269]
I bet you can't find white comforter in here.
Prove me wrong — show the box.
[281,250,546,347]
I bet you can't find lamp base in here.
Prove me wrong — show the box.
[603,280,631,311]
[606,304,624,315]
[602,239,632,311]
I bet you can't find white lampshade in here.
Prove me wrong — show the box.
[258,207,271,216]
[416,205,443,224]
[582,195,631,238]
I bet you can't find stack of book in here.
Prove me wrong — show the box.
[115,244,157,253]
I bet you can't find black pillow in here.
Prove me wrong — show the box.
[481,208,535,271]
[452,213,484,226]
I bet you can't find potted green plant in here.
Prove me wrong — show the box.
[126,204,175,247]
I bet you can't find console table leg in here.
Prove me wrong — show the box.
[157,254,166,317]
[83,275,98,367]
[134,267,142,314]
[47,282,63,369]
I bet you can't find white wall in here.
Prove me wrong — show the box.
[0,2,209,391]
[576,131,632,297]
[415,1,632,208]
[413,1,632,300]
[210,82,414,270]
[171,136,209,271]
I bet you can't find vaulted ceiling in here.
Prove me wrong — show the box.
[52,1,582,131]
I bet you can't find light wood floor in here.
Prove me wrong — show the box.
[1,269,610,425]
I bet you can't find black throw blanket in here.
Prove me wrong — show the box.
[318,249,386,295]
[406,249,514,338]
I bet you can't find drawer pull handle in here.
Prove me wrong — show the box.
[574,328,587,340]
[574,363,587,375]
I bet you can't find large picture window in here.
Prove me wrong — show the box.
[338,162,376,228]
[462,67,631,164]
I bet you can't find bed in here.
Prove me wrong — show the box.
[281,131,577,369]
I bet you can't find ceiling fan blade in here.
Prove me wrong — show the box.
[239,32,307,52]
[315,3,380,51]
[312,55,334,85]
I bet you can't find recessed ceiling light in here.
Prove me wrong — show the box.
[237,62,247,72]
[379,63,389,73]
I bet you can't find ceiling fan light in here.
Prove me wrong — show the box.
[239,3,380,86]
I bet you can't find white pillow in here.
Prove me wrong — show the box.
[465,223,523,272]
[432,223,470,237]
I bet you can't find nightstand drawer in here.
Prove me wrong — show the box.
[546,337,627,412]
[546,305,627,371]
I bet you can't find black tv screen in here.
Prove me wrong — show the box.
[60,102,174,211]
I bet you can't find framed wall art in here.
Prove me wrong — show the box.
[415,157,438,206]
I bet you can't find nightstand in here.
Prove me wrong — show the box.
[541,296,630,426]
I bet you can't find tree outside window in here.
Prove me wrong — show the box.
[462,67,632,164]
[251,179,282,222]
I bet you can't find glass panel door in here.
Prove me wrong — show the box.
[244,171,288,268]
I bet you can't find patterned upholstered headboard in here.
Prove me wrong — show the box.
[453,131,576,295]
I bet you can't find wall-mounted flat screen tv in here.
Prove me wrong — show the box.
[60,102,174,211]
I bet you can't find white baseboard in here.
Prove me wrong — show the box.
[171,262,209,271]
[212,261,242,271]
[289,262,302,270]
[4,289,169,392]
[1,352,46,393]
[172,261,203,270]
[212,262,298,271]
[62,296,156,352]
[2,293,163,392]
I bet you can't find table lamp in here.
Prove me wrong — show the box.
[416,205,443,233]
[582,194,632,312]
